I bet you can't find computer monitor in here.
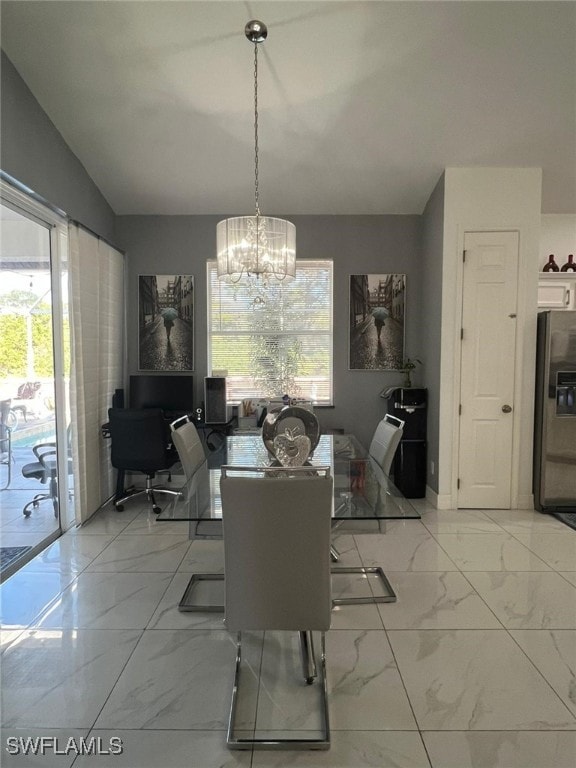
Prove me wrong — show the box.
[129,375,194,413]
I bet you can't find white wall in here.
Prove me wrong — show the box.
[434,167,542,509]
[540,215,576,269]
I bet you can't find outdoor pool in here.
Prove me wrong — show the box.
[10,421,55,448]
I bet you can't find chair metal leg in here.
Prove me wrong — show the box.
[114,488,148,509]
[114,476,182,512]
[145,474,181,498]
[177,566,396,612]
[50,475,59,518]
[330,545,339,562]
[149,488,181,498]
[23,492,51,517]
[227,631,330,751]
[331,565,397,604]
[299,630,317,684]
[178,573,224,612]
[147,483,181,514]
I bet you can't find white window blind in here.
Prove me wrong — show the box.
[207,260,333,405]
[70,224,125,523]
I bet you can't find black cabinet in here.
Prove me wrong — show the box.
[385,388,427,498]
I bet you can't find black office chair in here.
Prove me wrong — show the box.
[21,425,73,518]
[21,444,59,517]
[108,408,180,513]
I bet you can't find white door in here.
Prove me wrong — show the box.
[457,231,519,508]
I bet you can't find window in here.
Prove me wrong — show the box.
[207,260,333,404]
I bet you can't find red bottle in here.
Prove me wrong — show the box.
[542,254,560,272]
[560,254,576,272]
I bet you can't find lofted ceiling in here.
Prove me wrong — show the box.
[1,1,575,216]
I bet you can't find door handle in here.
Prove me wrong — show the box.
[502,404,512,413]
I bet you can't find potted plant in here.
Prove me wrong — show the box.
[400,357,421,388]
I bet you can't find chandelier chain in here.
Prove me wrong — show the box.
[216,20,295,283]
[253,41,260,217]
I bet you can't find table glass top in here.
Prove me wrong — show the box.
[158,434,420,522]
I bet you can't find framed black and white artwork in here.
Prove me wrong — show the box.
[138,274,194,371]
[349,274,406,370]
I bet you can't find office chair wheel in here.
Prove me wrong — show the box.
[153,505,162,514]
[115,503,124,512]
[23,500,39,517]
[305,677,315,685]
[23,496,42,517]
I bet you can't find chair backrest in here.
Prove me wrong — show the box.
[368,414,405,475]
[169,416,205,480]
[108,408,174,473]
[220,466,333,632]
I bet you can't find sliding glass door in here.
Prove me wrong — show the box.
[0,188,71,579]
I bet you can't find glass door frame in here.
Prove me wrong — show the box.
[1,178,73,534]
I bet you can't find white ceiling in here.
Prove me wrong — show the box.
[1,1,575,216]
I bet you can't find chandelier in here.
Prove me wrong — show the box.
[216,20,296,283]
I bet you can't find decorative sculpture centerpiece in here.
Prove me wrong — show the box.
[262,406,320,466]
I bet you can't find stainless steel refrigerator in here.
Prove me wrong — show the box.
[533,311,576,512]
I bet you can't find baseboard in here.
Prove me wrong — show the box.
[515,492,535,510]
[425,486,453,509]
[426,487,535,511]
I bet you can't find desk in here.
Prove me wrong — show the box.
[191,416,236,452]
[158,434,420,610]
[101,412,236,502]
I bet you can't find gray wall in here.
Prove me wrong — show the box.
[116,214,422,449]
[1,44,428,453]
[0,51,116,241]
[420,174,445,493]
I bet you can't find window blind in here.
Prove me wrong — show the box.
[207,260,333,404]
[70,224,125,522]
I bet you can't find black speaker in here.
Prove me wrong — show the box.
[112,388,124,409]
[204,377,230,424]
[393,441,427,498]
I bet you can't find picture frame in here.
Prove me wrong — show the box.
[349,274,406,370]
[138,274,194,371]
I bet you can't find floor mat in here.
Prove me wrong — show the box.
[0,546,32,571]
[551,512,576,532]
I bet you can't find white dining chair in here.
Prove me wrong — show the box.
[368,413,405,475]
[330,414,405,604]
[170,415,219,540]
[220,464,333,750]
[169,415,205,478]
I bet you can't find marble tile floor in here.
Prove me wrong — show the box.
[0,499,575,767]
[0,488,60,557]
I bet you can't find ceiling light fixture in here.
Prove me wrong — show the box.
[216,20,296,283]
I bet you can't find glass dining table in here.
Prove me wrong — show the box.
[157,433,420,611]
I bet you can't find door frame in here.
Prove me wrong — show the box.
[449,226,533,510]
[1,178,73,530]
